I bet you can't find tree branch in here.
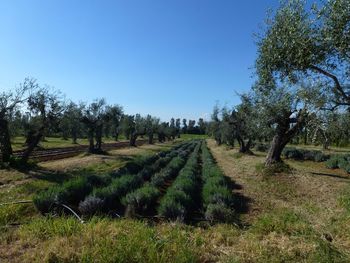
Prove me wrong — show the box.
[310,65,349,102]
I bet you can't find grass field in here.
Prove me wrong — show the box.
[10,136,129,151]
[1,139,350,262]
[10,134,207,151]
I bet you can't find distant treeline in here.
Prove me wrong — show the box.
[0,78,207,165]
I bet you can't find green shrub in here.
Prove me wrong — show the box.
[204,176,227,187]
[111,152,163,178]
[325,157,339,169]
[123,184,160,213]
[33,187,60,214]
[202,184,233,207]
[78,196,104,216]
[344,164,350,174]
[86,174,112,187]
[56,177,93,205]
[201,142,235,222]
[255,143,269,152]
[204,203,234,223]
[158,197,186,220]
[283,147,304,160]
[338,159,349,170]
[157,142,201,221]
[314,151,329,162]
[150,157,186,187]
[92,174,143,210]
[33,177,93,214]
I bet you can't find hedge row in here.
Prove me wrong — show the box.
[33,141,192,215]
[122,142,198,216]
[325,154,350,173]
[282,147,330,162]
[79,142,195,215]
[201,142,234,223]
[33,175,109,214]
[111,141,191,178]
[158,142,201,221]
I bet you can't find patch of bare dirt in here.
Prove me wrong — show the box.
[39,144,168,172]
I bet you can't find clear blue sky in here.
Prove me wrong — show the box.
[0,0,279,121]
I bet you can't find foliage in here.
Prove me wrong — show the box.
[325,154,350,173]
[92,174,143,211]
[123,184,160,214]
[78,196,104,216]
[204,203,235,223]
[201,142,235,222]
[33,176,94,214]
[158,142,201,221]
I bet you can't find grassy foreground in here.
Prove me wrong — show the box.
[1,139,350,262]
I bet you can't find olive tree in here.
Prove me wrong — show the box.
[209,104,222,145]
[230,95,260,153]
[182,119,187,134]
[22,86,64,162]
[127,114,146,146]
[60,102,83,143]
[145,115,159,144]
[0,78,35,162]
[80,99,106,153]
[254,0,346,165]
[254,84,309,165]
[104,105,123,141]
[220,107,235,147]
[256,0,350,110]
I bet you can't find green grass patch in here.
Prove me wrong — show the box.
[250,208,313,236]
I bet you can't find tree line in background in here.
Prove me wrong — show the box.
[0,79,208,165]
[207,0,350,167]
[1,0,348,170]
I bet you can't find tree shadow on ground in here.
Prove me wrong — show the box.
[29,169,72,184]
[310,172,350,181]
[226,178,252,228]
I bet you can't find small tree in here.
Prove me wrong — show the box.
[60,102,83,143]
[182,119,187,134]
[175,118,181,138]
[105,105,123,141]
[198,118,206,135]
[80,99,106,153]
[209,104,222,145]
[145,115,159,144]
[230,95,259,153]
[22,86,64,162]
[254,85,309,165]
[220,107,235,147]
[169,118,177,139]
[126,114,146,147]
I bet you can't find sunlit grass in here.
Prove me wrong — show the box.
[11,136,128,151]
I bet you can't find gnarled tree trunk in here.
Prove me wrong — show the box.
[265,134,288,165]
[21,126,45,163]
[95,124,103,152]
[0,119,13,163]
[129,132,138,147]
[148,132,154,144]
[265,109,307,166]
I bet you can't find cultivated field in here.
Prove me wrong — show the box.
[1,139,350,262]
